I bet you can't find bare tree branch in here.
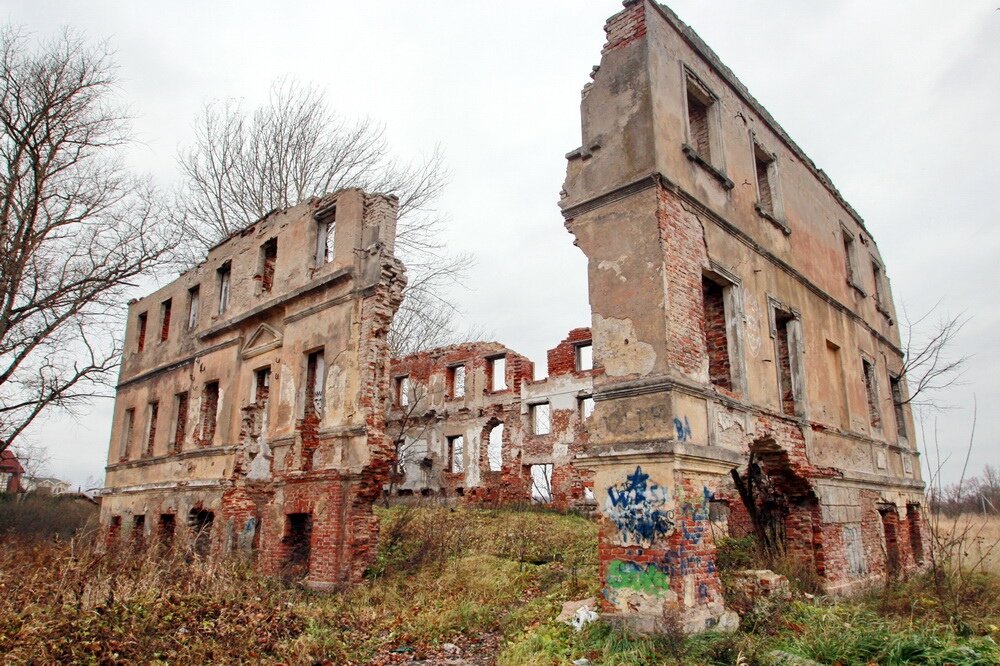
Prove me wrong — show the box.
[175,79,471,353]
[0,25,176,453]
[896,302,970,410]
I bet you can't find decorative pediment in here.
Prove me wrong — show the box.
[242,322,283,359]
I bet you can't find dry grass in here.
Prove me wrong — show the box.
[934,513,1000,573]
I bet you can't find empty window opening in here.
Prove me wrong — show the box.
[754,143,775,215]
[315,208,335,266]
[489,356,507,392]
[907,505,924,564]
[702,277,732,390]
[448,435,464,473]
[772,308,801,416]
[530,464,554,504]
[890,375,907,440]
[201,381,220,445]
[159,513,176,549]
[532,403,551,436]
[686,82,713,161]
[448,364,466,399]
[136,312,148,352]
[862,358,881,430]
[172,392,189,454]
[395,375,410,408]
[187,285,200,330]
[487,423,504,472]
[217,261,231,315]
[872,261,885,310]
[580,396,595,420]
[188,508,214,558]
[282,513,312,579]
[879,508,901,577]
[842,228,861,289]
[825,341,850,430]
[255,366,271,405]
[108,515,122,543]
[121,408,135,461]
[576,343,593,372]
[258,238,277,293]
[304,351,324,418]
[132,515,146,548]
[145,401,159,457]
[159,299,172,342]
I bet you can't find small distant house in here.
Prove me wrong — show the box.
[23,476,72,495]
[0,450,24,493]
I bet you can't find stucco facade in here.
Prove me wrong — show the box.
[561,0,925,632]
[101,189,405,588]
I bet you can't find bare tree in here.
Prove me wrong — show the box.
[176,80,470,354]
[0,26,176,454]
[897,302,970,409]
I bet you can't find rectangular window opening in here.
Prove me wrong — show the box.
[579,396,595,421]
[754,143,775,215]
[255,366,272,405]
[576,342,593,372]
[259,238,277,293]
[121,408,135,461]
[774,309,797,415]
[188,509,214,558]
[304,351,325,418]
[687,83,712,161]
[172,391,189,454]
[201,381,220,445]
[489,356,507,392]
[702,276,732,390]
[395,375,410,408]
[159,513,176,549]
[217,261,231,315]
[448,364,466,399]
[890,375,907,441]
[447,435,464,473]
[872,260,886,311]
[863,357,881,430]
[132,515,146,547]
[315,208,335,266]
[145,401,159,457]
[283,513,313,575]
[187,285,200,330]
[532,402,551,436]
[137,312,148,352]
[842,229,860,289]
[159,299,172,343]
[530,464,554,504]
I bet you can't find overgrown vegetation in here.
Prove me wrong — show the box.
[2,504,999,664]
[0,493,99,540]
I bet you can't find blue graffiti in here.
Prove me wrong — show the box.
[698,582,710,600]
[606,466,674,546]
[673,416,692,442]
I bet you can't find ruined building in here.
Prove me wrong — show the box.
[101,190,405,588]
[387,328,596,509]
[560,0,925,631]
[101,0,925,631]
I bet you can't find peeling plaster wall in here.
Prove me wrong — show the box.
[559,0,926,632]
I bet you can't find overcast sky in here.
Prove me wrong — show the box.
[4,1,997,490]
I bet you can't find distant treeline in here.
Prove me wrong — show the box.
[929,465,1000,517]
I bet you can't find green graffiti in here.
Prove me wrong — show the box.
[606,559,671,592]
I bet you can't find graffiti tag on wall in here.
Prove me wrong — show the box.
[605,466,675,546]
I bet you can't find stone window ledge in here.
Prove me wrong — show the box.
[682,144,734,191]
